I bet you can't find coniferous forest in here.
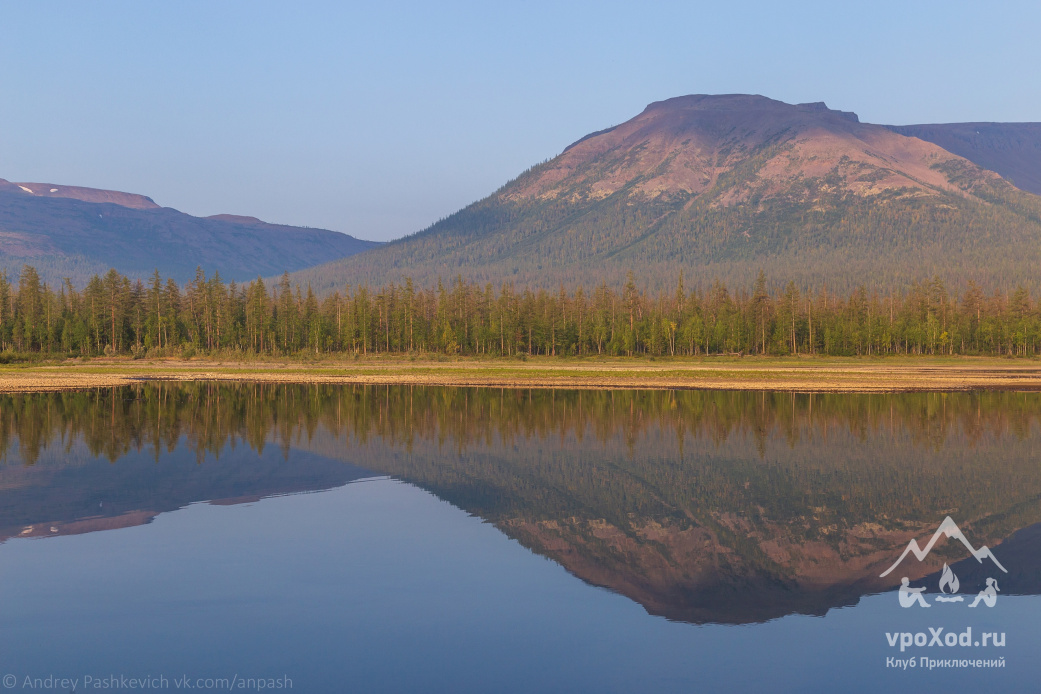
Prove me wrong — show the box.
[2,264,1041,359]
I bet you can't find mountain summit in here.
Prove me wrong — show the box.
[293,94,1041,292]
[510,94,990,205]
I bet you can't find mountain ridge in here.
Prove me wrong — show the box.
[0,180,379,285]
[289,94,1041,293]
[0,178,160,210]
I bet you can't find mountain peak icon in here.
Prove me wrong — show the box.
[879,516,1008,578]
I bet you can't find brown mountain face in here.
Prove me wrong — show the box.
[886,122,1041,196]
[0,179,160,209]
[509,94,998,206]
[294,94,1041,293]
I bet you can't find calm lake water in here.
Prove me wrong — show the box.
[0,384,1038,692]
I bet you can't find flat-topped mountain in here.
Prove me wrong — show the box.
[0,179,378,285]
[509,94,993,204]
[292,94,1041,292]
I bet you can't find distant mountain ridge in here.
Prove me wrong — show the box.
[0,178,160,209]
[288,94,1041,293]
[0,179,378,285]
[886,122,1041,196]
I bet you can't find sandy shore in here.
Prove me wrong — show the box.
[3,356,1041,393]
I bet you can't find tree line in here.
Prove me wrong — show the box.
[2,264,1041,358]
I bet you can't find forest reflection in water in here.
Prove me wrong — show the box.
[1,382,1040,624]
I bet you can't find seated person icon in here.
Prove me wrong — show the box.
[968,578,999,608]
[898,577,930,608]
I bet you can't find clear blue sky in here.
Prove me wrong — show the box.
[2,1,1039,241]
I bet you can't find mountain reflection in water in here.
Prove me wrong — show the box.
[1,383,1039,624]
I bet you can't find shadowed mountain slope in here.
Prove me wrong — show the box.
[291,95,1041,293]
[0,180,378,285]
[887,122,1041,196]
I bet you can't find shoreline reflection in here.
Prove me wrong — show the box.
[2,383,1039,624]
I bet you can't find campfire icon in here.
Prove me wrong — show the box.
[934,563,964,603]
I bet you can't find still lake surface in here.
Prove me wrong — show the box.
[0,383,1038,692]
